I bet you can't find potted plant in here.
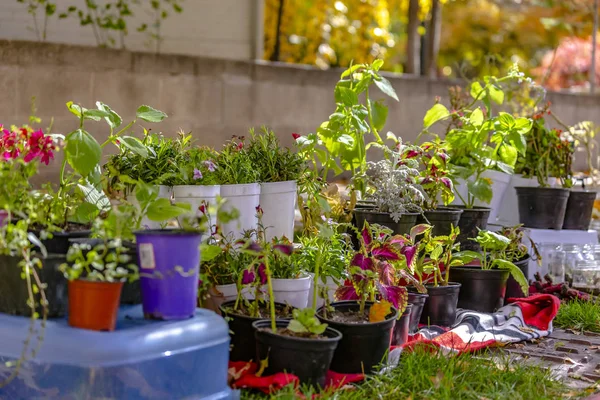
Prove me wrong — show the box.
[60,238,138,331]
[247,126,304,241]
[216,136,260,240]
[450,230,530,313]
[353,144,425,236]
[409,226,477,326]
[253,307,341,387]
[219,237,294,362]
[319,221,410,373]
[497,224,540,299]
[514,112,573,229]
[171,143,221,225]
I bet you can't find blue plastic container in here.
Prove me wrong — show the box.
[0,305,234,399]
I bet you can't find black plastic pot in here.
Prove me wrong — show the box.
[505,256,530,300]
[253,319,342,387]
[317,300,398,373]
[31,225,92,254]
[563,190,596,230]
[220,300,292,362]
[515,187,570,230]
[68,238,141,304]
[453,206,491,251]
[419,283,461,327]
[0,254,67,317]
[391,304,412,346]
[450,267,510,312]
[354,209,418,236]
[417,207,463,236]
[407,292,428,333]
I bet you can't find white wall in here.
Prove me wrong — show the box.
[0,0,260,60]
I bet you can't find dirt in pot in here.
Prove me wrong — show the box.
[259,327,328,339]
[222,302,293,319]
[323,307,394,324]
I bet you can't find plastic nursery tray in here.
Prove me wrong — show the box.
[0,305,234,399]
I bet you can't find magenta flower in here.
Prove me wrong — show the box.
[203,160,216,172]
[273,243,293,256]
[242,268,255,285]
[255,205,264,217]
[193,168,203,180]
[257,263,267,284]
[292,133,301,140]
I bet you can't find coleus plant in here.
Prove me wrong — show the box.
[335,221,426,317]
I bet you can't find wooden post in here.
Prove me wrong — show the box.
[406,0,420,74]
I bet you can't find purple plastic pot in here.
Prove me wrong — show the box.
[134,229,202,320]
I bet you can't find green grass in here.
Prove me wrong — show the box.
[555,299,600,333]
[240,347,575,400]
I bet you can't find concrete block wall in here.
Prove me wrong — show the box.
[0,40,599,184]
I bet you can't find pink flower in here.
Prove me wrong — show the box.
[292,133,301,140]
[242,268,255,285]
[203,160,216,172]
[198,202,207,215]
[193,168,203,180]
[258,263,267,284]
[273,243,293,256]
[255,205,263,217]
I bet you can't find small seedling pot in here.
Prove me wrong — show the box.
[259,180,297,242]
[252,319,342,387]
[453,206,491,251]
[219,300,292,362]
[450,267,510,313]
[417,207,463,236]
[407,291,429,333]
[391,304,413,346]
[353,209,418,236]
[68,280,123,331]
[134,229,202,320]
[505,256,530,300]
[316,300,398,374]
[515,187,570,230]
[271,275,312,309]
[563,190,596,230]
[419,283,461,327]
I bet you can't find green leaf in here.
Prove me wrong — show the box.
[340,63,362,79]
[498,143,518,167]
[469,108,484,126]
[83,109,111,121]
[65,129,102,177]
[508,130,527,156]
[372,59,384,71]
[120,136,148,157]
[337,134,355,147]
[423,104,450,129]
[96,101,122,129]
[514,117,533,135]
[371,100,388,132]
[200,244,222,262]
[453,250,483,264]
[73,202,100,223]
[77,182,111,212]
[287,319,308,333]
[146,198,191,222]
[467,178,493,204]
[488,85,504,105]
[470,81,484,100]
[136,105,167,123]
[430,244,443,261]
[498,112,515,129]
[335,86,358,106]
[373,76,399,101]
[493,259,529,295]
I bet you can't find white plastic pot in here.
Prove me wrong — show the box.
[172,185,220,226]
[270,275,312,309]
[496,175,559,226]
[220,183,261,240]
[308,273,339,309]
[126,185,172,229]
[452,170,511,224]
[259,180,297,241]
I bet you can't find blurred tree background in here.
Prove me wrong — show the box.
[263,0,600,91]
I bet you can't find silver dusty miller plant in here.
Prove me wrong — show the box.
[363,143,425,222]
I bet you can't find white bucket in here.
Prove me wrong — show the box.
[308,273,339,309]
[259,180,297,241]
[270,275,312,308]
[452,170,511,224]
[126,185,172,229]
[172,185,220,226]
[220,183,261,240]
[496,175,559,226]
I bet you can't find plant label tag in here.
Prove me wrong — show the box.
[139,243,156,270]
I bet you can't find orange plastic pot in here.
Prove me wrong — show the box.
[68,280,123,331]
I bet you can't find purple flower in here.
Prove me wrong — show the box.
[193,168,203,180]
[273,243,293,256]
[203,160,216,172]
[242,269,255,285]
[257,263,267,284]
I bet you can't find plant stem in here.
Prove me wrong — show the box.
[365,87,383,144]
[312,250,322,309]
[264,257,276,331]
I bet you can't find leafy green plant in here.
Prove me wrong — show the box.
[216,136,259,185]
[472,230,529,295]
[171,145,219,186]
[287,308,328,336]
[295,60,398,197]
[60,239,139,282]
[137,0,183,53]
[16,0,56,41]
[497,224,541,265]
[246,126,304,183]
[362,144,424,221]
[269,236,304,279]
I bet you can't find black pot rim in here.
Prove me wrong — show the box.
[407,290,429,298]
[515,186,570,192]
[451,266,511,276]
[425,282,462,290]
[252,319,343,343]
[423,208,464,215]
[219,300,291,321]
[317,300,399,327]
[354,209,420,217]
[133,229,202,237]
[568,190,597,196]
[448,205,492,211]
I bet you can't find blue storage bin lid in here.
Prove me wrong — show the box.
[0,306,229,367]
